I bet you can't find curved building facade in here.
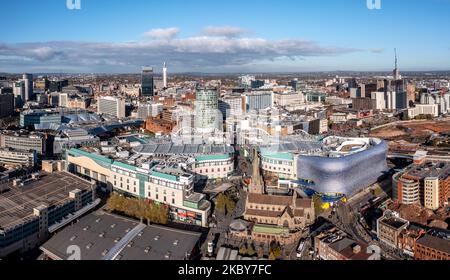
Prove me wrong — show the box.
[392,172,420,205]
[296,138,388,196]
[195,87,219,133]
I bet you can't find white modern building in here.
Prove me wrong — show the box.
[238,75,255,88]
[22,73,33,102]
[385,91,396,110]
[0,148,37,167]
[273,92,304,107]
[193,154,235,180]
[163,62,168,88]
[245,91,273,111]
[420,92,450,115]
[59,93,69,107]
[371,92,386,110]
[219,95,245,120]
[406,104,439,118]
[67,148,214,227]
[97,96,126,118]
[109,161,211,227]
[13,81,25,107]
[137,102,163,119]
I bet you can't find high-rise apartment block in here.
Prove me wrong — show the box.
[97,96,126,118]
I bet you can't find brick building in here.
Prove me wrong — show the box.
[241,193,315,245]
[414,234,450,260]
[315,227,380,260]
[392,161,450,209]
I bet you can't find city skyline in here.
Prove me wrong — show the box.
[1,0,450,73]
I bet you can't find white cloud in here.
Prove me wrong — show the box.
[0,26,360,72]
[142,27,180,40]
[202,26,249,38]
[30,47,65,61]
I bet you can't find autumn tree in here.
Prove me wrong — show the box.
[215,193,236,215]
[257,245,264,259]
[268,241,282,260]
[246,242,256,257]
[106,193,169,225]
[239,245,248,256]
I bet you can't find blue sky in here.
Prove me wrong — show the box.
[1,0,449,73]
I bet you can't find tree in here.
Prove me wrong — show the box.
[136,199,148,223]
[155,204,169,224]
[257,245,264,259]
[269,241,282,260]
[106,193,169,225]
[239,245,248,256]
[145,202,169,225]
[313,194,324,215]
[247,242,256,257]
[106,193,122,211]
[216,193,236,215]
[126,198,140,217]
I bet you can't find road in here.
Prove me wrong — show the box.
[322,180,392,246]
[288,231,314,260]
[334,202,372,244]
[202,188,247,256]
[327,179,414,260]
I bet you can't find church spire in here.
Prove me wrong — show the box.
[249,148,265,194]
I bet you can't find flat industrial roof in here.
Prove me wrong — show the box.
[40,211,202,260]
[406,161,450,180]
[416,234,450,254]
[381,217,409,230]
[133,143,234,156]
[0,172,93,231]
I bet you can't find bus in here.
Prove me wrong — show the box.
[296,239,305,258]
[369,197,382,205]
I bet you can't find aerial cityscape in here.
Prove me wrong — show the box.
[1,0,450,264]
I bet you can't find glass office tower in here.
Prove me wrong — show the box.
[141,67,154,97]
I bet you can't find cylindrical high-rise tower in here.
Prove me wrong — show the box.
[163,62,167,88]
